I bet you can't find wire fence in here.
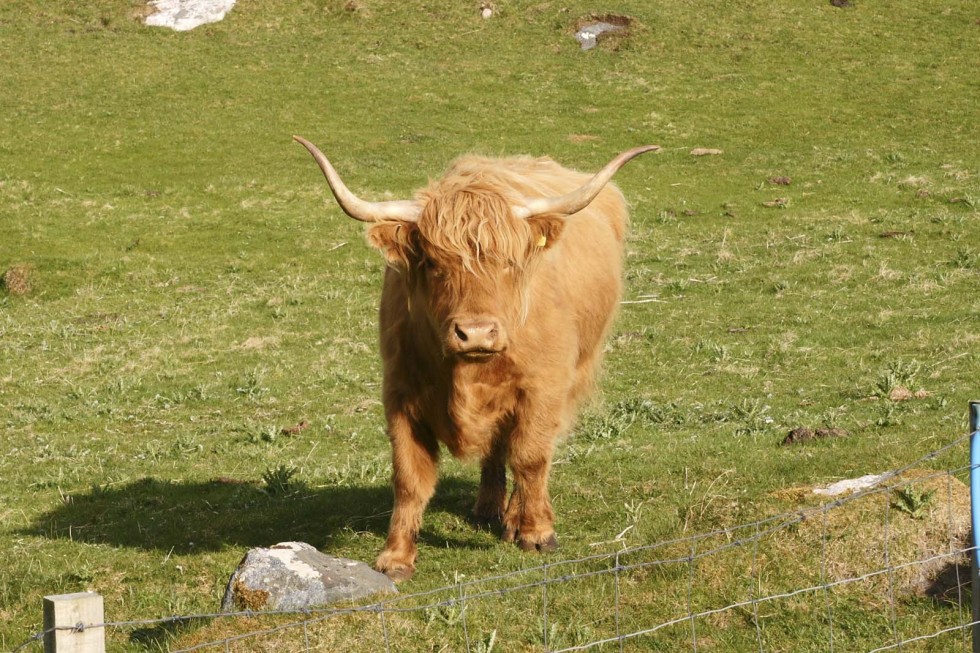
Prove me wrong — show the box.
[16,427,979,653]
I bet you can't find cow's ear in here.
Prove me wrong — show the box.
[366,222,419,267]
[527,215,566,252]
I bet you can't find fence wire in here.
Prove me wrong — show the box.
[14,430,978,653]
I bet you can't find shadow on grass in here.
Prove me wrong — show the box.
[26,474,486,554]
[130,616,196,650]
[923,561,972,606]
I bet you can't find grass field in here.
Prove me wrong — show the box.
[1,0,979,650]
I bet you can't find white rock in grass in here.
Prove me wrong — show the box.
[145,0,237,32]
[813,473,890,497]
[221,542,396,612]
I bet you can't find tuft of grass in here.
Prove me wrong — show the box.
[578,397,674,442]
[950,248,979,270]
[474,629,497,653]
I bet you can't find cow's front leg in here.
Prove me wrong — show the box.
[502,426,559,552]
[375,412,438,582]
[473,437,507,526]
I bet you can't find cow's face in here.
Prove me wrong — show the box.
[293,136,656,362]
[368,190,564,360]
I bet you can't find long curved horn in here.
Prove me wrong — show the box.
[513,145,660,220]
[293,136,422,223]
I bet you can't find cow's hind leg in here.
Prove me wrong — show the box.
[375,412,438,582]
[473,437,507,526]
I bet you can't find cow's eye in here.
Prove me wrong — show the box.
[421,258,443,277]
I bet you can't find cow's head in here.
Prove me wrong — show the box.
[294,136,657,360]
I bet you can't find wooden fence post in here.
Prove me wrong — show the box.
[43,592,105,653]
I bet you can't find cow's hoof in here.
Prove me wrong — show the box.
[384,565,415,582]
[472,506,504,528]
[375,555,415,583]
[512,532,558,553]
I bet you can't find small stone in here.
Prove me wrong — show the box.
[221,542,396,612]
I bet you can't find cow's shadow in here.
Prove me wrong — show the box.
[26,474,488,554]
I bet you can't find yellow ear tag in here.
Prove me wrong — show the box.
[536,234,547,248]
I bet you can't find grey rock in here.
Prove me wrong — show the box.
[221,542,396,612]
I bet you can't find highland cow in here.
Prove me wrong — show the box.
[295,136,657,580]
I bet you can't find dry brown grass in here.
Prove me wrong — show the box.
[766,471,970,600]
[2,264,33,296]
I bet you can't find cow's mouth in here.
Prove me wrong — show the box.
[456,348,503,361]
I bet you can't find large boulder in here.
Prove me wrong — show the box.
[221,542,396,612]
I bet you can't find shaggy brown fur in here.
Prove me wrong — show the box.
[360,153,631,581]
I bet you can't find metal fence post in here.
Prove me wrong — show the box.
[43,592,105,653]
[970,401,980,653]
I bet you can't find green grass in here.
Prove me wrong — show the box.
[1,0,978,650]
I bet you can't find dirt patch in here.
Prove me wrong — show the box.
[782,426,849,446]
[575,13,633,30]
[888,386,931,402]
[573,14,635,51]
[280,420,310,436]
[2,264,34,296]
[879,230,913,239]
